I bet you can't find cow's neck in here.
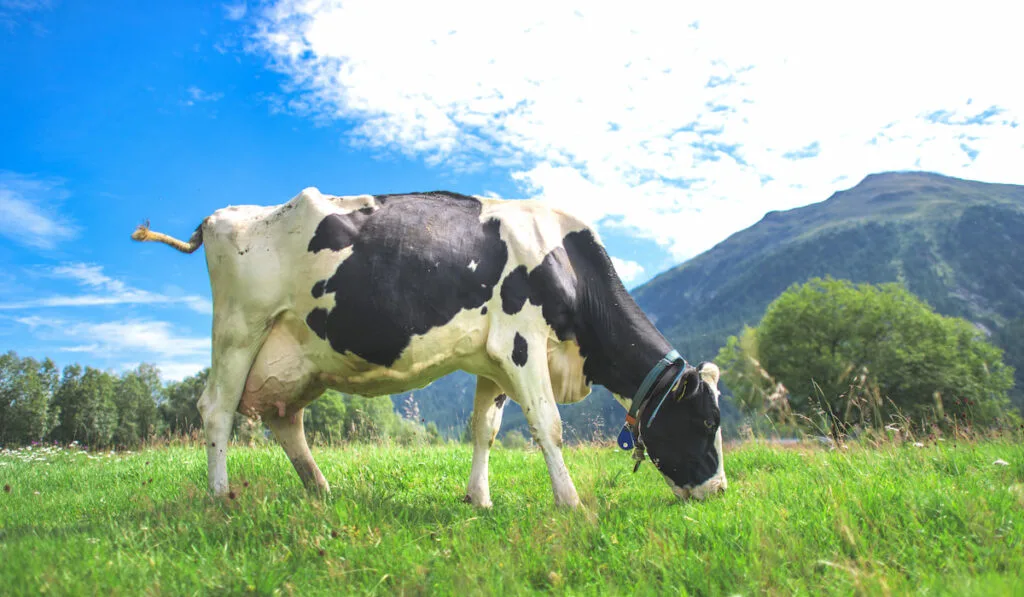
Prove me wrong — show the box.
[577,291,676,401]
[564,242,676,401]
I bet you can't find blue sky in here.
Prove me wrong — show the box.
[1,0,1021,380]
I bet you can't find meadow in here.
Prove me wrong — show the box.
[2,437,1023,596]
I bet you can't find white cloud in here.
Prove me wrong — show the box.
[223,2,247,21]
[0,0,52,9]
[141,361,207,382]
[252,0,1024,261]
[53,263,129,293]
[182,86,225,106]
[610,257,644,285]
[72,319,209,358]
[0,263,212,314]
[18,316,208,358]
[0,171,77,249]
[0,0,51,29]
[59,344,100,353]
[17,315,209,381]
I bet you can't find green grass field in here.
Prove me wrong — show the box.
[2,438,1023,596]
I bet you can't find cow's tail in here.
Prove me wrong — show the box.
[130,221,204,254]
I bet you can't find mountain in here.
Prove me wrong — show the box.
[633,171,1024,409]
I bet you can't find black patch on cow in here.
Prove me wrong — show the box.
[307,192,508,366]
[306,307,329,340]
[308,208,376,254]
[311,280,327,299]
[494,393,507,408]
[500,265,530,314]
[512,333,528,367]
[524,247,577,343]
[522,229,676,396]
[481,306,488,315]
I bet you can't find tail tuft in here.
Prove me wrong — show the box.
[131,221,153,242]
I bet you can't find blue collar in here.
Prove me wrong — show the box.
[623,349,685,429]
[618,350,691,467]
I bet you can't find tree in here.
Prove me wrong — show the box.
[716,278,1015,433]
[50,364,83,444]
[50,365,118,448]
[343,394,397,442]
[303,390,347,444]
[0,352,13,442]
[993,318,1024,412]
[79,367,118,448]
[159,368,208,437]
[714,327,800,436]
[113,364,162,447]
[0,352,59,445]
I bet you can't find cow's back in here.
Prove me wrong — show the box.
[201,188,377,316]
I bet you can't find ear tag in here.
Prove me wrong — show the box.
[617,426,635,450]
[676,378,689,401]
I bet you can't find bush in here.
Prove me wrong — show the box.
[716,277,1016,435]
[501,430,530,450]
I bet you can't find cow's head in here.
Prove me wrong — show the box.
[639,362,726,500]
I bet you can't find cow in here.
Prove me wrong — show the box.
[131,188,726,507]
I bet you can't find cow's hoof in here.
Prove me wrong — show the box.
[555,495,582,509]
[209,484,230,498]
[305,482,331,497]
[462,493,493,508]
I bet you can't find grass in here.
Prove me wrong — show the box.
[2,438,1023,596]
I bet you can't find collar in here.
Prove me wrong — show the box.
[625,349,684,427]
[618,350,687,458]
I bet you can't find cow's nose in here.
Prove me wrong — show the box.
[682,477,726,501]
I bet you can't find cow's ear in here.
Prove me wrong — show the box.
[674,366,701,401]
[698,362,720,386]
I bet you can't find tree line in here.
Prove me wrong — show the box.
[0,355,443,449]
[5,278,1017,448]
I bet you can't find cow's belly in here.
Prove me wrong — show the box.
[239,308,487,418]
[314,306,490,395]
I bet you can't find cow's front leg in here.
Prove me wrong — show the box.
[465,377,506,507]
[522,390,580,508]
[496,341,581,508]
[265,407,330,494]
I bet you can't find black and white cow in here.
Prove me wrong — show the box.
[132,189,726,506]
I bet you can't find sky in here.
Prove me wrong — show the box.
[1,0,1022,381]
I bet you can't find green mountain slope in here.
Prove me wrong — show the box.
[633,171,1024,408]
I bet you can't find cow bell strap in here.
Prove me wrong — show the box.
[619,349,687,473]
[625,349,683,427]
[645,365,689,429]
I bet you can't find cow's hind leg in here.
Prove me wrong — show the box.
[197,344,263,496]
[465,377,506,507]
[265,408,330,494]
